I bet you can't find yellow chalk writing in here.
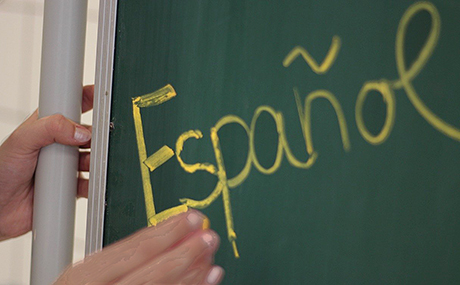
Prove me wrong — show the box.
[180,115,252,258]
[144,145,175,172]
[393,1,460,141]
[148,205,188,227]
[296,88,351,154]
[176,130,217,174]
[132,1,460,259]
[249,107,284,174]
[132,101,156,223]
[132,84,188,226]
[134,84,177,108]
[355,80,396,145]
[283,35,341,74]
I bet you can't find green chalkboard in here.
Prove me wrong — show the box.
[103,0,460,283]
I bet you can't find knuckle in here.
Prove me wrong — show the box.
[46,114,68,135]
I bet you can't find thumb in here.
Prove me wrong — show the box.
[10,113,91,153]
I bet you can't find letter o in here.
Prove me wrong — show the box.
[355,80,396,145]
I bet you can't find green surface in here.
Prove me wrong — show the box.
[103,1,460,283]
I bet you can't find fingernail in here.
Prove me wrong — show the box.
[186,211,206,229]
[206,266,224,285]
[74,125,91,142]
[202,232,216,247]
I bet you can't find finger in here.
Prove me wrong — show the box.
[156,230,220,284]
[8,114,91,154]
[178,264,224,285]
[80,124,92,133]
[172,239,217,284]
[82,85,94,113]
[77,177,88,198]
[115,229,220,285]
[203,266,225,285]
[79,125,92,149]
[58,210,210,284]
[179,264,213,285]
[79,141,91,149]
[78,152,90,172]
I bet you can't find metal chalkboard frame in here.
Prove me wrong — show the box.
[85,0,118,256]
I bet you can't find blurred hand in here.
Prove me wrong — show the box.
[0,85,94,241]
[55,210,224,284]
[0,85,224,284]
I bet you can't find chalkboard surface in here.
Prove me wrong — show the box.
[103,1,460,283]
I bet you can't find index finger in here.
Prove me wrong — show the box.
[59,209,209,284]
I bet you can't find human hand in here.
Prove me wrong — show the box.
[0,85,94,241]
[56,209,224,284]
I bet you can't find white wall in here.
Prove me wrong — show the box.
[0,0,99,284]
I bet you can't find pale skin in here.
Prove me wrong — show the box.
[0,85,224,284]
